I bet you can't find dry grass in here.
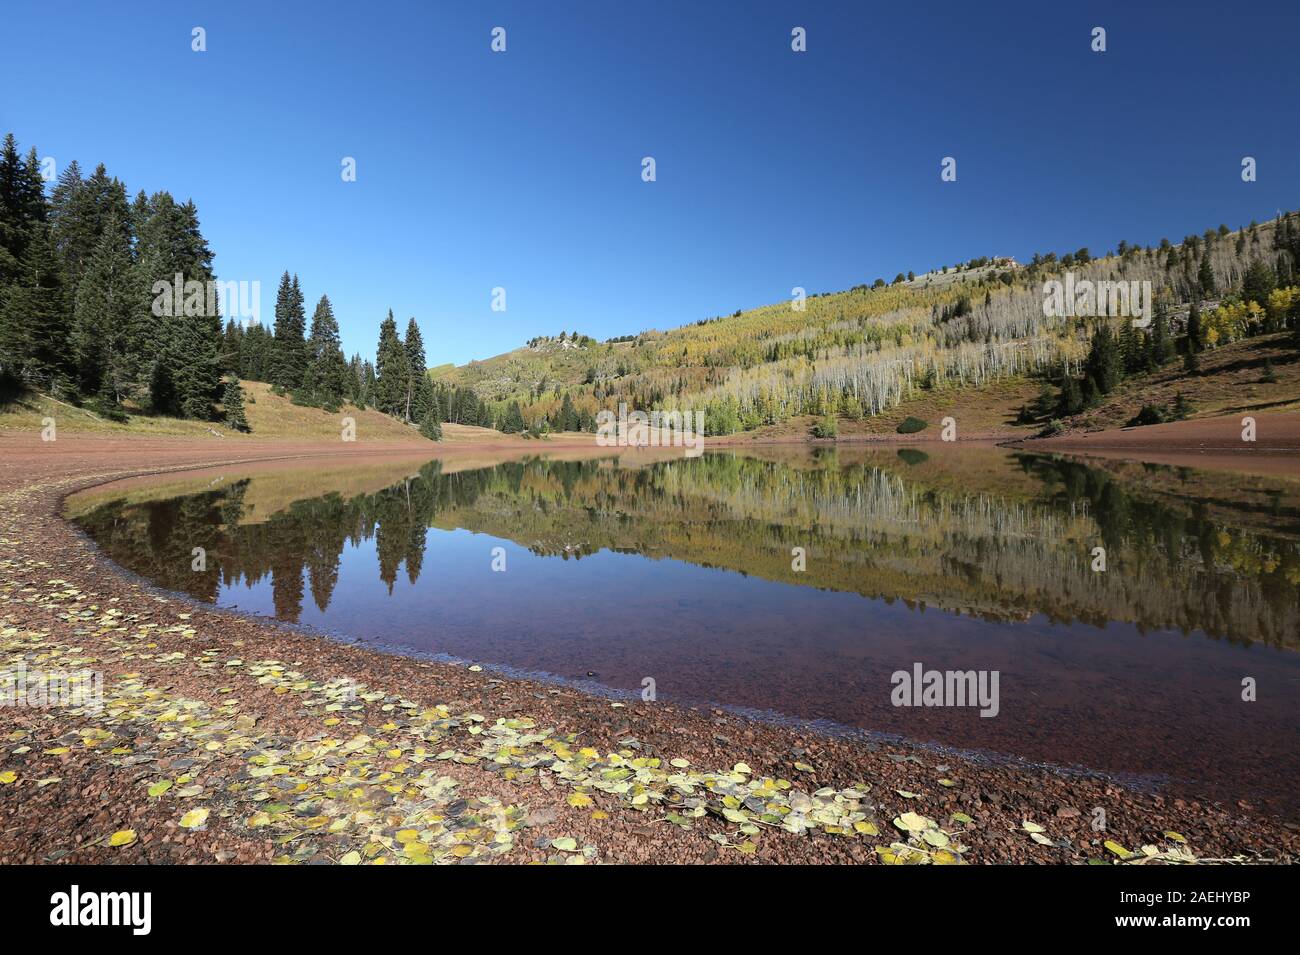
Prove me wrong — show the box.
[1,381,454,443]
[725,377,1042,442]
[1063,333,1300,432]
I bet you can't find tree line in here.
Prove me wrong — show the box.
[0,131,500,439]
[0,133,226,421]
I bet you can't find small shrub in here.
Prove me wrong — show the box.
[896,416,927,434]
[812,415,838,439]
[90,397,129,422]
[1127,404,1168,427]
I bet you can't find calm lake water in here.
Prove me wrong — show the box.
[69,445,1300,816]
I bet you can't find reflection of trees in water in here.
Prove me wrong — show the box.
[75,454,1299,646]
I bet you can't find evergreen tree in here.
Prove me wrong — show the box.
[136,192,220,416]
[0,222,72,391]
[558,392,578,431]
[72,211,135,402]
[0,136,46,270]
[1151,303,1174,364]
[220,318,242,374]
[271,271,307,390]
[172,302,222,419]
[1197,255,1217,296]
[55,162,130,290]
[302,294,348,408]
[403,317,429,422]
[1242,260,1276,305]
[418,401,443,441]
[361,359,377,407]
[501,400,525,433]
[222,375,250,431]
[374,310,409,417]
[1057,375,1083,416]
[1186,300,1203,354]
[1083,321,1123,396]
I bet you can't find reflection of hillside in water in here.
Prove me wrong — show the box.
[72,448,1300,648]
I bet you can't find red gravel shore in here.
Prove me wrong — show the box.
[1,434,1295,864]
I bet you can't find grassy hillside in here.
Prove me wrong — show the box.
[0,380,438,442]
[435,214,1300,437]
[1048,332,1300,433]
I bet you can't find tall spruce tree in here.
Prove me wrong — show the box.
[223,375,250,431]
[418,397,442,441]
[0,223,72,391]
[558,392,578,431]
[1083,321,1123,397]
[501,400,525,433]
[56,162,129,291]
[302,294,348,408]
[137,191,221,416]
[72,211,135,403]
[1197,255,1217,296]
[1242,260,1276,305]
[271,271,307,390]
[1151,302,1174,365]
[1186,300,1203,354]
[0,136,50,388]
[403,317,430,422]
[374,310,409,417]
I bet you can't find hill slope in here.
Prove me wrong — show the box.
[435,214,1300,437]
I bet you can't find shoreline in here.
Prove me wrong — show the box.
[1,435,1297,864]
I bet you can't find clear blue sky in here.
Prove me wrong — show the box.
[2,0,1297,365]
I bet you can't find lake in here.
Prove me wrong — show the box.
[68,444,1300,815]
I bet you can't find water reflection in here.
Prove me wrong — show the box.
[73,449,1300,647]
[69,447,1300,814]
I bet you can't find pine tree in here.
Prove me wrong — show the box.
[362,360,377,407]
[374,310,409,417]
[173,304,222,419]
[55,163,130,290]
[558,392,577,431]
[302,294,348,408]
[403,317,428,422]
[136,191,220,415]
[1197,255,1217,296]
[271,271,307,390]
[1057,375,1083,416]
[0,222,72,391]
[220,318,242,374]
[1151,303,1174,364]
[1242,260,1276,306]
[501,400,525,433]
[418,401,442,441]
[1083,322,1123,396]
[1186,301,1203,354]
[72,212,135,402]
[0,135,50,348]
[222,375,250,431]
[0,135,44,270]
